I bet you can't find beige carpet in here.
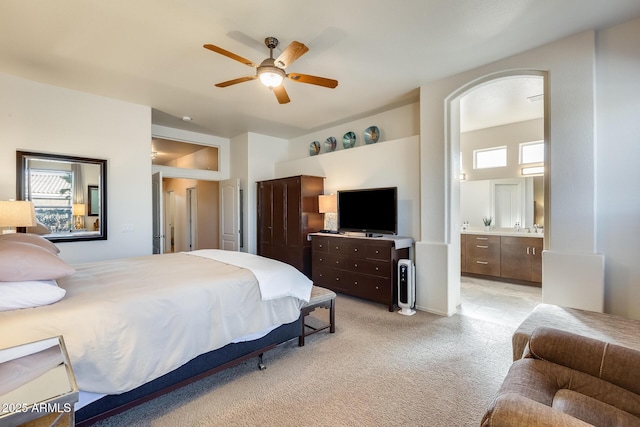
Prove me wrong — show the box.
[92,294,516,427]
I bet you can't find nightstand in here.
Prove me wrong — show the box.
[0,336,79,427]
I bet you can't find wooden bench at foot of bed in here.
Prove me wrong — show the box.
[299,286,336,347]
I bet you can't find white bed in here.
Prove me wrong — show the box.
[0,249,312,397]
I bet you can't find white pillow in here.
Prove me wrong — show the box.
[0,280,66,311]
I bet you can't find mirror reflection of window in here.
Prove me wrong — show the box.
[17,151,107,242]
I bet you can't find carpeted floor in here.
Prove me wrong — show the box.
[92,292,519,427]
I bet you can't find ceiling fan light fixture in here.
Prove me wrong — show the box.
[258,66,285,88]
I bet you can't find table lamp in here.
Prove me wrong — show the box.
[73,204,86,229]
[0,200,37,234]
[318,194,337,232]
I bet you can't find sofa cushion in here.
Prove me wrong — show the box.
[553,389,640,427]
[528,327,640,396]
[482,393,592,427]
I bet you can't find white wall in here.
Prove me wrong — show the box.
[276,136,420,241]
[417,18,640,320]
[287,103,419,160]
[0,73,152,263]
[595,17,640,319]
[418,30,606,316]
[460,118,543,182]
[230,132,289,254]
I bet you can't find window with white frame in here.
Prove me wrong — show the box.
[520,140,544,164]
[473,146,507,169]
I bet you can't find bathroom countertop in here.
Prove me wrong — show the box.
[461,228,544,238]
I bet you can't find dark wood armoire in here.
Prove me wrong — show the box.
[257,175,324,278]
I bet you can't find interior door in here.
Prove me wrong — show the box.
[151,171,164,254]
[219,178,240,251]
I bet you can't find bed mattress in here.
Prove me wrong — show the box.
[0,250,311,394]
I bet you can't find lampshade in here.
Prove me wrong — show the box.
[318,194,337,214]
[0,200,37,228]
[73,203,86,216]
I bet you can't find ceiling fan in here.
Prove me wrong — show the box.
[203,37,338,104]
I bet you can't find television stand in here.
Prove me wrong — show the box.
[310,233,413,311]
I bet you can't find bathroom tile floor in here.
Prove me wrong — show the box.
[458,276,542,328]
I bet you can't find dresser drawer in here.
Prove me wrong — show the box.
[312,266,350,293]
[346,272,391,303]
[327,239,366,257]
[313,252,346,269]
[312,237,329,253]
[365,243,391,260]
[347,258,390,278]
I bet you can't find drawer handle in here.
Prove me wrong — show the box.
[319,244,323,248]
[353,248,358,252]
[527,247,530,255]
[375,267,379,271]
[335,246,340,250]
[375,250,380,254]
[319,258,323,262]
[335,277,340,281]
[354,263,358,268]
[375,286,379,290]
[354,281,358,286]
[336,261,340,264]
[476,245,488,249]
[533,247,536,255]
[319,273,323,277]
[476,237,489,240]
[476,261,489,265]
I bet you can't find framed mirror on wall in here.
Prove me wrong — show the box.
[16,151,107,242]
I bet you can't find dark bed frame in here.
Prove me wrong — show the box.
[75,316,302,426]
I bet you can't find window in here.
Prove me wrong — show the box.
[474,146,507,169]
[28,169,74,233]
[520,141,544,164]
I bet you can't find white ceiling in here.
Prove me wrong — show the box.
[1,1,639,139]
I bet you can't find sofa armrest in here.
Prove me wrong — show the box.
[481,393,593,427]
[526,327,640,395]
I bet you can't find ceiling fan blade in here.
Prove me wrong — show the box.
[287,73,338,89]
[274,41,309,68]
[273,85,291,104]
[215,75,257,88]
[203,44,257,68]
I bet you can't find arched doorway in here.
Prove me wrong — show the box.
[445,70,549,314]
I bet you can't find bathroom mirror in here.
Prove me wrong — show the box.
[16,151,107,242]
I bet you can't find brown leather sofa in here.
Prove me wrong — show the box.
[482,327,640,426]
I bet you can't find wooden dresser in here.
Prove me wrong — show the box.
[310,234,411,311]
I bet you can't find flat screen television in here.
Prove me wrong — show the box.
[337,187,397,235]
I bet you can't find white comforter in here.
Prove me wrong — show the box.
[0,250,312,394]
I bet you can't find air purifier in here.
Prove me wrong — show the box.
[397,259,416,316]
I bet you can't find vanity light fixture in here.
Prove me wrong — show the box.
[522,166,544,176]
